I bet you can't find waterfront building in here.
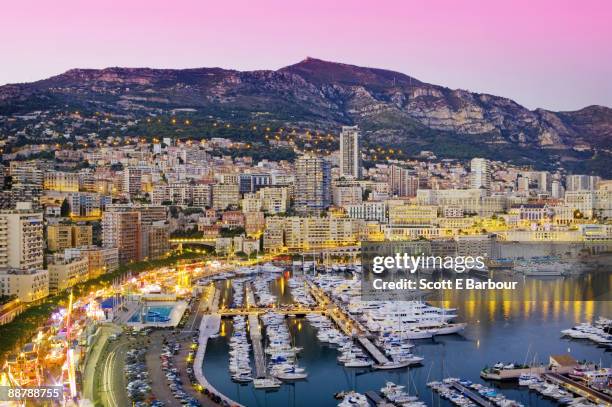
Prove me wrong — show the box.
[64,246,119,278]
[339,125,362,179]
[141,221,170,260]
[47,255,89,294]
[263,217,285,252]
[102,210,141,264]
[295,155,331,214]
[46,223,92,251]
[0,268,49,303]
[0,204,44,270]
[282,216,362,251]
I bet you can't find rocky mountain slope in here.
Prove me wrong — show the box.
[1,58,610,174]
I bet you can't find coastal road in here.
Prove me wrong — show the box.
[99,337,131,407]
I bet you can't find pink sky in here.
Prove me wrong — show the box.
[2,0,611,110]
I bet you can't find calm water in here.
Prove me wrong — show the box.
[203,272,612,407]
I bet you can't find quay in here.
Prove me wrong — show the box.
[450,382,495,407]
[356,336,390,365]
[480,366,547,380]
[543,373,612,405]
[248,313,267,379]
[194,286,244,407]
[305,279,394,367]
[246,283,266,379]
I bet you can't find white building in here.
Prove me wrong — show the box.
[0,268,49,303]
[0,204,44,270]
[470,158,491,191]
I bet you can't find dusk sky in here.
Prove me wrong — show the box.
[2,0,611,111]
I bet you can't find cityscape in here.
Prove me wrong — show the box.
[0,2,611,407]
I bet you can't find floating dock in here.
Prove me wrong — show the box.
[356,336,390,365]
[248,314,266,379]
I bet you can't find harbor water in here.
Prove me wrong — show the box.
[203,272,612,406]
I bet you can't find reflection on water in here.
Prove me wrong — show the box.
[204,272,612,407]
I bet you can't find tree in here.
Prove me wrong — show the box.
[60,198,71,217]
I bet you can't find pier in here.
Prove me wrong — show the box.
[248,314,267,379]
[305,280,393,367]
[543,373,612,405]
[194,286,244,407]
[217,307,325,316]
[356,337,390,365]
[450,382,495,407]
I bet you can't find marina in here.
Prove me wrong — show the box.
[198,267,611,406]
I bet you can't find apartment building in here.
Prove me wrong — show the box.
[43,171,79,192]
[47,255,89,294]
[0,205,44,270]
[0,268,49,303]
[47,223,93,251]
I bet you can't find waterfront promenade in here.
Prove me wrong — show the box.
[194,286,244,407]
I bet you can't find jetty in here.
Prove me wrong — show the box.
[480,365,546,380]
[356,336,390,365]
[248,313,266,379]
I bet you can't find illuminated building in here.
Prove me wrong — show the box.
[43,171,79,192]
[0,268,49,302]
[0,203,44,269]
[295,155,331,214]
[47,255,89,294]
[102,211,141,264]
[46,224,93,251]
[470,158,491,191]
[388,165,418,197]
[212,183,240,210]
[339,125,362,179]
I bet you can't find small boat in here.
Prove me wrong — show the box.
[253,377,281,389]
[231,373,253,383]
[273,371,308,380]
[373,360,413,370]
[344,358,373,368]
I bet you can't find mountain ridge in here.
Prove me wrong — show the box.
[1,57,610,175]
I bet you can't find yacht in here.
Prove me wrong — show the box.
[253,377,281,389]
